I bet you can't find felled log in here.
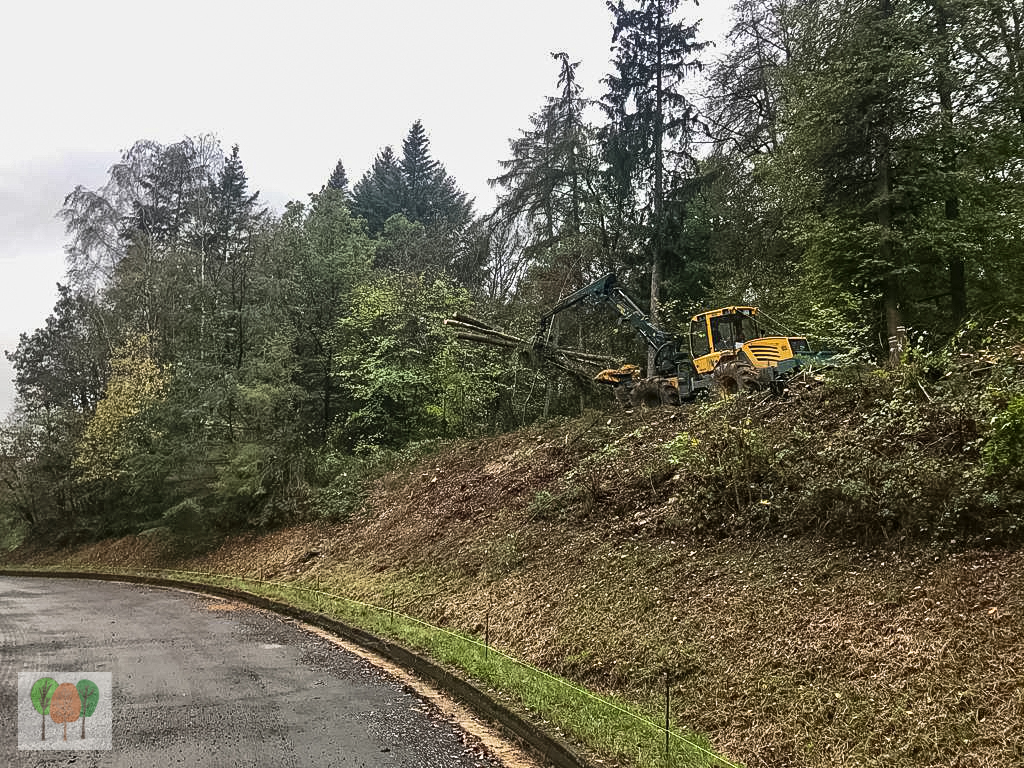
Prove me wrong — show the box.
[446,315,623,377]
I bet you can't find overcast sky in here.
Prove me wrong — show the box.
[0,0,733,416]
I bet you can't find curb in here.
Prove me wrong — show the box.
[0,569,592,768]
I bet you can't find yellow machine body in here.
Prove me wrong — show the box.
[689,306,803,376]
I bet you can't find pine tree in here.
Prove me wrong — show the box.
[206,144,264,369]
[600,0,709,373]
[491,53,599,247]
[352,124,474,237]
[398,120,474,230]
[351,146,403,234]
[399,120,441,223]
[325,159,350,195]
[208,144,262,266]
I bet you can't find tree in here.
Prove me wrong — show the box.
[398,120,442,224]
[30,677,58,740]
[600,0,709,373]
[325,159,350,194]
[73,334,168,484]
[6,284,108,415]
[60,136,226,359]
[4,287,109,533]
[351,123,478,283]
[49,682,81,741]
[331,273,489,449]
[398,120,475,230]
[491,52,603,267]
[351,146,403,234]
[204,144,265,370]
[76,679,99,738]
[206,144,262,267]
[277,189,375,442]
[706,0,792,159]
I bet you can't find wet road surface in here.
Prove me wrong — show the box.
[0,577,507,767]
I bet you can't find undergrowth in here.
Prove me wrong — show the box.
[578,325,1024,545]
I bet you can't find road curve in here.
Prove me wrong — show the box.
[0,577,510,767]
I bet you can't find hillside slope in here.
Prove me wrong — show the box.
[15,373,1024,768]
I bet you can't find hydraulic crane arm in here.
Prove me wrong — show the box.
[535,272,684,377]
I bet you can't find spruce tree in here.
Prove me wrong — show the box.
[326,159,350,194]
[600,0,708,374]
[351,146,403,234]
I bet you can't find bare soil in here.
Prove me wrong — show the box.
[10,408,1023,768]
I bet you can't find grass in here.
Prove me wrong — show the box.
[2,563,738,768]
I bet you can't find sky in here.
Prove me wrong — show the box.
[0,0,734,416]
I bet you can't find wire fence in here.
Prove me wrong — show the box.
[9,563,742,768]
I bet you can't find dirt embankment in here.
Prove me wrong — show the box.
[9,406,1023,768]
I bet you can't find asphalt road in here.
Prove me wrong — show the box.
[0,577,507,768]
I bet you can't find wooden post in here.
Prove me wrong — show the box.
[664,673,671,766]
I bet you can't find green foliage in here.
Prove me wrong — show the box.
[161,497,204,535]
[351,121,475,260]
[662,431,699,466]
[74,335,168,483]
[331,272,497,449]
[76,679,99,717]
[699,0,1024,351]
[307,451,368,521]
[30,677,57,716]
[647,329,1024,544]
[12,0,1024,558]
[982,392,1024,478]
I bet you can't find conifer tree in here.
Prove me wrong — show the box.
[600,0,708,373]
[325,159,350,195]
[351,146,403,234]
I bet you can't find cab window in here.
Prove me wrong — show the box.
[710,313,760,352]
[709,315,735,352]
[689,318,710,357]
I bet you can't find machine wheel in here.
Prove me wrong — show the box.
[713,360,762,395]
[627,377,681,407]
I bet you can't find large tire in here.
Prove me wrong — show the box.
[627,377,681,407]
[713,360,762,395]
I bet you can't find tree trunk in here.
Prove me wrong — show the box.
[878,145,906,365]
[933,0,967,326]
[650,4,666,378]
[878,0,906,365]
[885,275,906,365]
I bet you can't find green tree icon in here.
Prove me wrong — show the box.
[76,679,100,738]
[30,677,58,740]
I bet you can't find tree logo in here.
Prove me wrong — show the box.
[18,672,111,750]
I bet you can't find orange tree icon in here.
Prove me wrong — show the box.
[49,683,82,741]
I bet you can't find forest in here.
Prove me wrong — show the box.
[2,0,1023,546]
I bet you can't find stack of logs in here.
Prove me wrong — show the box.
[443,314,618,385]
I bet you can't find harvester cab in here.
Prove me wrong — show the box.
[686,307,814,393]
